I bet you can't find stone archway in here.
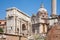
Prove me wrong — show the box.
[22,24,26,31]
[21,23,28,35]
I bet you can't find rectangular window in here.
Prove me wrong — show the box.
[5,22,6,25]
[0,22,1,24]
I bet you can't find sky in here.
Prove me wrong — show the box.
[0,0,60,19]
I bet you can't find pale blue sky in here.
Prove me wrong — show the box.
[0,0,60,19]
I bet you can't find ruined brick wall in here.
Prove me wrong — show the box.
[46,24,60,40]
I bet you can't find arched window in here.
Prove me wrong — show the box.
[22,24,26,30]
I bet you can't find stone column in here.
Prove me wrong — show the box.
[19,18,22,35]
[39,24,43,33]
[51,0,57,15]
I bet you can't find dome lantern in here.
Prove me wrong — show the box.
[38,3,47,12]
[37,3,48,17]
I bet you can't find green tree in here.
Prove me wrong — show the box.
[0,28,3,32]
[33,34,41,40]
[33,34,46,40]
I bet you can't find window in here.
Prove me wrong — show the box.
[42,15,44,17]
[5,22,6,25]
[33,28,35,33]
[8,15,13,20]
[17,28,19,33]
[17,28,19,31]
[11,27,12,29]
[0,22,1,24]
[22,24,26,30]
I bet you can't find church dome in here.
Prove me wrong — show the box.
[38,4,47,12]
[38,8,47,12]
[37,4,48,17]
